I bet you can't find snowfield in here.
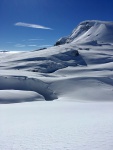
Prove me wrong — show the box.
[0,20,113,149]
[0,102,113,150]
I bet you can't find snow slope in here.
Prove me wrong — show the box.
[0,20,113,150]
[55,20,113,45]
[0,43,113,102]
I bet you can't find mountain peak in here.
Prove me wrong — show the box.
[55,20,113,46]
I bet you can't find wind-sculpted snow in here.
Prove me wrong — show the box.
[0,46,86,73]
[0,44,113,102]
[0,90,44,104]
[0,76,57,103]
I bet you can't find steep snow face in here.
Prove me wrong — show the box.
[55,20,113,45]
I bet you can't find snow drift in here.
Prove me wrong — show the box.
[0,76,57,103]
[0,90,44,104]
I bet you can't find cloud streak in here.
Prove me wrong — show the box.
[15,22,52,30]
[28,45,37,47]
[28,38,44,41]
[15,44,26,47]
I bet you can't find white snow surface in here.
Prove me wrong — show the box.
[0,101,113,150]
[56,20,113,45]
[0,20,113,149]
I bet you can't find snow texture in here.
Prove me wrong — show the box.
[0,102,113,150]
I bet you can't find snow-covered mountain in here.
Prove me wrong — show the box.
[0,20,113,103]
[55,20,113,45]
[1,20,113,150]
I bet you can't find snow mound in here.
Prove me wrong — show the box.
[0,76,57,103]
[0,90,44,104]
[55,20,113,45]
[50,77,113,101]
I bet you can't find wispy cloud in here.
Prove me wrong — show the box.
[28,45,37,47]
[15,22,52,30]
[28,38,44,41]
[15,44,26,47]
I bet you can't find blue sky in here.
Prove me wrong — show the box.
[0,0,113,51]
